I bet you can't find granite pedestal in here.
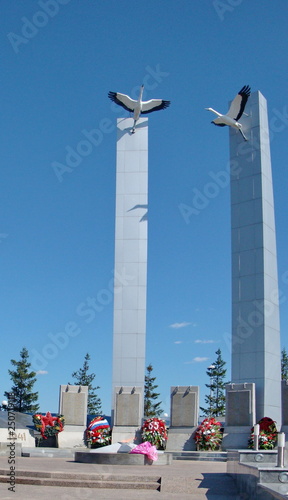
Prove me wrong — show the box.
[166,386,199,451]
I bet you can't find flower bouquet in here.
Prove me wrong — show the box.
[248,417,277,450]
[130,441,158,461]
[141,417,168,450]
[194,417,223,451]
[86,416,111,448]
[33,412,65,439]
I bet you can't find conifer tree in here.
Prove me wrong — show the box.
[144,364,163,418]
[5,347,39,413]
[71,353,102,414]
[200,348,227,417]
[281,348,288,380]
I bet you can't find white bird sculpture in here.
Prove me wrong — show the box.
[108,84,170,133]
[205,85,251,141]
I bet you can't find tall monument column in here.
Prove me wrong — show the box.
[111,117,148,427]
[230,91,281,425]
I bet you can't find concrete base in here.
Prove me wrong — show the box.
[227,449,287,499]
[222,426,251,450]
[57,425,86,448]
[166,427,197,451]
[75,449,173,465]
[112,426,142,445]
[0,441,22,456]
[0,428,35,448]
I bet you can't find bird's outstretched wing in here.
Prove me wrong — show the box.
[227,85,251,121]
[141,99,170,114]
[108,91,137,112]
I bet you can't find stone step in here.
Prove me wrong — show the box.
[259,482,288,499]
[21,447,81,458]
[0,468,160,482]
[0,475,161,490]
[171,451,227,462]
[0,469,161,490]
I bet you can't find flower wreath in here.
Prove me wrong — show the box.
[86,416,111,447]
[194,417,223,451]
[33,412,65,439]
[248,417,277,450]
[141,418,168,449]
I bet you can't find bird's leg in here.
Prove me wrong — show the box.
[131,120,136,134]
[239,127,248,141]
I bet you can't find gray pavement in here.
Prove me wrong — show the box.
[0,456,244,499]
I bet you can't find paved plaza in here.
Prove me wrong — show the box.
[0,456,243,499]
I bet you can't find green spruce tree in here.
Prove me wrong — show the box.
[281,348,288,380]
[71,353,102,414]
[144,364,163,418]
[200,348,227,417]
[5,347,39,413]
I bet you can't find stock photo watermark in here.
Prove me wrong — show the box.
[178,158,241,222]
[51,119,114,182]
[179,103,288,224]
[223,269,288,352]
[7,0,72,54]
[6,392,16,493]
[0,233,8,243]
[213,0,244,21]
[31,266,134,371]
[51,65,170,183]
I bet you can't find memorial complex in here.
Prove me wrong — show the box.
[109,89,283,451]
[0,88,286,499]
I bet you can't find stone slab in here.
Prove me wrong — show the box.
[57,426,86,449]
[170,386,199,427]
[222,426,252,450]
[113,386,143,427]
[0,428,35,448]
[111,426,142,445]
[225,383,255,427]
[75,450,172,465]
[59,385,88,426]
[166,427,197,452]
[115,393,140,426]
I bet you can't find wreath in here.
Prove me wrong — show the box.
[86,416,111,448]
[248,417,277,450]
[141,418,168,450]
[33,412,65,439]
[194,417,223,451]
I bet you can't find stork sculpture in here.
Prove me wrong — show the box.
[205,85,251,141]
[108,85,170,133]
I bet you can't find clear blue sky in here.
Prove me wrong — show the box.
[1,0,288,416]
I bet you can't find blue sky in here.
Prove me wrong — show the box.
[1,0,288,416]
